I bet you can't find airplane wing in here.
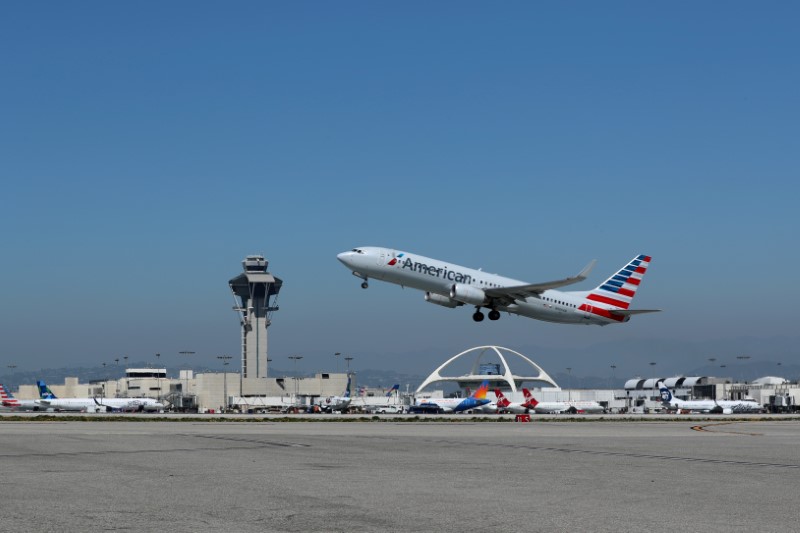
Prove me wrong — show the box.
[609,309,662,316]
[484,260,596,304]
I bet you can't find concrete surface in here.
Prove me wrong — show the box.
[1,418,798,532]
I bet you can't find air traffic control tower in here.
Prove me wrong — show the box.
[229,255,282,395]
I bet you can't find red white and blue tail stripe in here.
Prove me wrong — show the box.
[579,255,652,322]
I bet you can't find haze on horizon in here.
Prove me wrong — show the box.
[2,3,798,381]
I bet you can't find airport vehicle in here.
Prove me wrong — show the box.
[321,376,352,413]
[35,380,164,413]
[0,383,45,411]
[413,381,491,413]
[494,389,530,414]
[337,248,658,324]
[522,388,605,414]
[369,405,404,414]
[659,384,763,414]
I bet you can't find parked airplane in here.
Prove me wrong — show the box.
[658,384,762,414]
[321,375,352,413]
[414,381,491,413]
[337,247,659,324]
[522,388,605,414]
[494,389,530,414]
[35,380,164,413]
[0,383,45,411]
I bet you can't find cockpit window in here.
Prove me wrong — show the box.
[351,249,365,254]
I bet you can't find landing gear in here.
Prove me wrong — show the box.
[472,309,485,322]
[361,281,369,289]
[488,309,501,321]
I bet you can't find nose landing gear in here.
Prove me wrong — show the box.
[361,281,369,289]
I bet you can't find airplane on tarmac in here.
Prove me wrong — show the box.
[337,247,659,324]
[658,384,762,414]
[0,383,45,411]
[35,380,164,413]
[494,389,530,414]
[413,381,491,413]
[522,388,605,414]
[321,375,353,413]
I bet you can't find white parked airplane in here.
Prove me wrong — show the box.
[494,389,530,414]
[337,247,659,324]
[320,375,352,413]
[659,384,762,414]
[0,384,45,411]
[35,381,164,413]
[522,388,605,414]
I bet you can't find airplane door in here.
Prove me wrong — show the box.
[378,249,386,266]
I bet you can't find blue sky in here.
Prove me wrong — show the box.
[2,3,798,379]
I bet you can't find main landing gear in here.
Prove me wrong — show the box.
[473,307,501,322]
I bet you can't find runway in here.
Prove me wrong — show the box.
[1,418,798,532]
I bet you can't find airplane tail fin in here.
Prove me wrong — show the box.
[494,389,510,407]
[385,384,399,397]
[343,375,352,398]
[0,383,12,400]
[577,255,659,321]
[658,382,673,404]
[471,381,489,400]
[37,380,57,399]
[521,388,538,408]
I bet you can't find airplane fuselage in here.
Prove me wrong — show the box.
[338,247,634,325]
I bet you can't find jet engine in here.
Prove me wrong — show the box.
[425,292,462,308]
[449,284,487,306]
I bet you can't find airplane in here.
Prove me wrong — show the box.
[337,247,659,324]
[413,381,491,413]
[0,383,46,411]
[494,389,530,414]
[35,380,164,413]
[522,388,605,414]
[385,384,400,397]
[321,375,353,413]
[658,384,762,414]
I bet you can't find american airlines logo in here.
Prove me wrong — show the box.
[397,256,473,284]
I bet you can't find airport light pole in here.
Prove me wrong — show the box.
[565,367,572,401]
[736,355,751,382]
[289,355,303,406]
[610,364,616,389]
[334,352,341,373]
[217,355,233,412]
[649,362,656,403]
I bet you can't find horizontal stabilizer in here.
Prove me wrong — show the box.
[609,309,661,316]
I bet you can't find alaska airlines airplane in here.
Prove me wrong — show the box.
[522,388,605,414]
[659,384,762,414]
[414,381,491,413]
[337,247,659,323]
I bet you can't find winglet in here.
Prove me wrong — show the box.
[577,260,596,281]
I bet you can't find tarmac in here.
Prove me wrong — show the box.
[1,415,799,532]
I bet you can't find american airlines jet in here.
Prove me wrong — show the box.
[337,247,659,324]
